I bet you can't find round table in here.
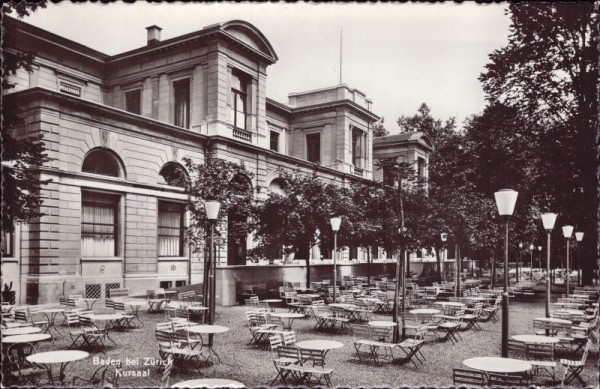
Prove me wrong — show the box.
[39,308,65,338]
[511,335,560,344]
[87,314,125,347]
[329,303,355,309]
[534,317,572,325]
[368,321,397,328]
[26,350,89,385]
[187,325,229,364]
[296,340,343,363]
[463,357,531,374]
[2,322,28,329]
[76,298,99,310]
[2,326,41,336]
[186,306,209,323]
[2,333,52,344]
[269,312,304,330]
[171,378,245,388]
[261,299,282,312]
[433,302,465,307]
[409,308,440,315]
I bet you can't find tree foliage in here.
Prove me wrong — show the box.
[371,117,389,137]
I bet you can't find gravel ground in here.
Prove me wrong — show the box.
[10,297,599,388]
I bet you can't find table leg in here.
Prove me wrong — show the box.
[43,312,63,340]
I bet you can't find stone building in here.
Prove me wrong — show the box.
[2,17,429,304]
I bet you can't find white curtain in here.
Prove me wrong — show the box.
[81,202,115,257]
[158,208,181,256]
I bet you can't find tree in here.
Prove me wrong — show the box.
[253,171,345,287]
[371,117,389,137]
[183,156,255,302]
[2,1,50,236]
[480,3,598,284]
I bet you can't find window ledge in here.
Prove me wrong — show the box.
[81,257,123,262]
[1,258,18,263]
[158,257,188,261]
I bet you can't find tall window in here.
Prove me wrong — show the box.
[173,79,190,128]
[2,229,14,257]
[417,157,426,178]
[159,163,188,187]
[81,192,119,257]
[231,72,248,130]
[270,131,279,152]
[158,202,185,257]
[306,133,321,163]
[82,148,122,177]
[352,127,363,166]
[125,89,141,115]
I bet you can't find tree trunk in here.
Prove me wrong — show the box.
[491,254,495,289]
[435,246,442,282]
[406,250,411,278]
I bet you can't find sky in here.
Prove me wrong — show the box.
[22,2,511,134]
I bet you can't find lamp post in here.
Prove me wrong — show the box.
[517,242,522,283]
[528,244,534,280]
[205,201,221,326]
[394,226,407,343]
[440,233,448,282]
[330,216,342,304]
[494,189,518,358]
[541,213,557,318]
[562,225,573,297]
[575,232,584,287]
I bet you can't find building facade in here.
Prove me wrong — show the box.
[2,17,429,304]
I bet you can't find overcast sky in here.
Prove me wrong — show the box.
[22,2,511,133]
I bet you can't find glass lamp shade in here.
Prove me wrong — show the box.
[330,216,342,232]
[540,213,557,231]
[529,244,534,250]
[537,246,542,251]
[562,225,574,239]
[204,201,221,220]
[519,242,523,248]
[440,233,448,242]
[575,232,584,242]
[494,189,518,216]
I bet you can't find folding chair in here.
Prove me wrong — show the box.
[5,342,46,385]
[113,302,135,330]
[64,312,87,349]
[72,360,121,388]
[559,344,589,386]
[507,339,526,359]
[352,324,377,364]
[488,372,529,386]
[395,325,427,367]
[172,321,202,350]
[526,343,556,383]
[298,348,334,386]
[79,316,109,354]
[271,345,301,386]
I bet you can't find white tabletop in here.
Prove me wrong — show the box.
[39,308,65,313]
[186,306,209,311]
[2,326,42,336]
[296,340,344,351]
[2,322,28,329]
[369,321,397,327]
[269,312,304,318]
[409,309,441,315]
[122,300,144,306]
[171,378,245,388]
[463,357,531,373]
[534,317,572,325]
[261,299,282,303]
[511,335,560,344]
[27,350,89,364]
[329,303,355,309]
[88,314,125,321]
[433,301,465,307]
[2,333,52,344]
[187,325,229,335]
[554,309,586,315]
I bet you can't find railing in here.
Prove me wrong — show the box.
[353,166,363,176]
[60,82,81,97]
[233,128,252,142]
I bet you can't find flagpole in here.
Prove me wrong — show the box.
[339,28,342,85]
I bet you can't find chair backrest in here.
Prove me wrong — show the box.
[276,345,300,364]
[488,372,528,386]
[66,299,78,309]
[108,288,129,298]
[300,348,326,367]
[507,339,526,357]
[113,302,126,312]
[155,330,173,347]
[526,343,553,361]
[105,299,115,310]
[65,311,80,326]
[175,308,189,320]
[69,294,83,299]
[59,297,68,307]
[269,334,283,357]
[165,307,177,321]
[7,342,37,368]
[371,326,392,343]
[79,315,98,331]
[14,310,27,323]
[352,324,371,341]
[160,355,174,389]
[282,331,296,346]
[452,368,485,386]
[156,321,173,332]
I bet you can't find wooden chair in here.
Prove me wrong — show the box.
[64,312,86,349]
[452,368,485,387]
[154,330,203,374]
[5,342,46,385]
[72,360,121,388]
[270,345,301,386]
[172,321,202,350]
[526,343,556,382]
[507,339,526,359]
[488,372,529,386]
[352,324,376,364]
[79,316,109,354]
[159,355,174,389]
[395,325,427,367]
[559,344,589,386]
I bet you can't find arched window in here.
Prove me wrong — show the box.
[268,177,287,197]
[82,148,124,178]
[159,163,188,187]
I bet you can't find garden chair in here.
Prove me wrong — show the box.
[507,339,526,359]
[154,330,203,375]
[65,312,87,349]
[267,313,284,330]
[172,321,202,349]
[113,301,135,330]
[462,302,483,331]
[270,345,302,386]
[488,372,529,386]
[526,343,556,383]
[394,325,427,367]
[352,324,377,364]
[481,296,501,322]
[79,315,109,354]
[25,307,50,333]
[159,355,174,389]
[156,321,174,332]
[72,360,120,388]
[247,315,278,348]
[282,331,296,346]
[559,342,589,386]
[435,309,464,344]
[452,368,486,387]
[5,342,46,385]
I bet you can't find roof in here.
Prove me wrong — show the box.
[373,131,434,151]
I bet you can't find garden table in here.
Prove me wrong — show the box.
[511,334,560,345]
[187,324,229,365]
[463,356,531,375]
[75,298,99,311]
[409,308,440,315]
[269,312,304,330]
[171,378,245,388]
[2,333,52,345]
[296,339,343,364]
[26,349,89,385]
[534,317,572,325]
[2,326,41,337]
[368,320,397,328]
[187,306,209,323]
[39,308,65,339]
[261,299,282,312]
[87,313,124,347]
[2,322,28,329]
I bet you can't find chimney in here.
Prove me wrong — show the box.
[146,25,162,45]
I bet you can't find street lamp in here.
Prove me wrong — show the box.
[205,201,221,326]
[494,189,518,358]
[440,233,448,282]
[529,244,534,280]
[330,216,342,304]
[517,242,523,283]
[562,225,573,297]
[537,246,542,273]
[575,231,584,286]
[541,212,557,318]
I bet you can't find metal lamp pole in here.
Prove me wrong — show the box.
[441,233,448,284]
[330,217,341,304]
[529,244,534,281]
[205,201,221,327]
[537,246,542,274]
[541,213,557,318]
[562,226,573,297]
[575,232,584,287]
[517,242,522,283]
[494,189,518,358]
